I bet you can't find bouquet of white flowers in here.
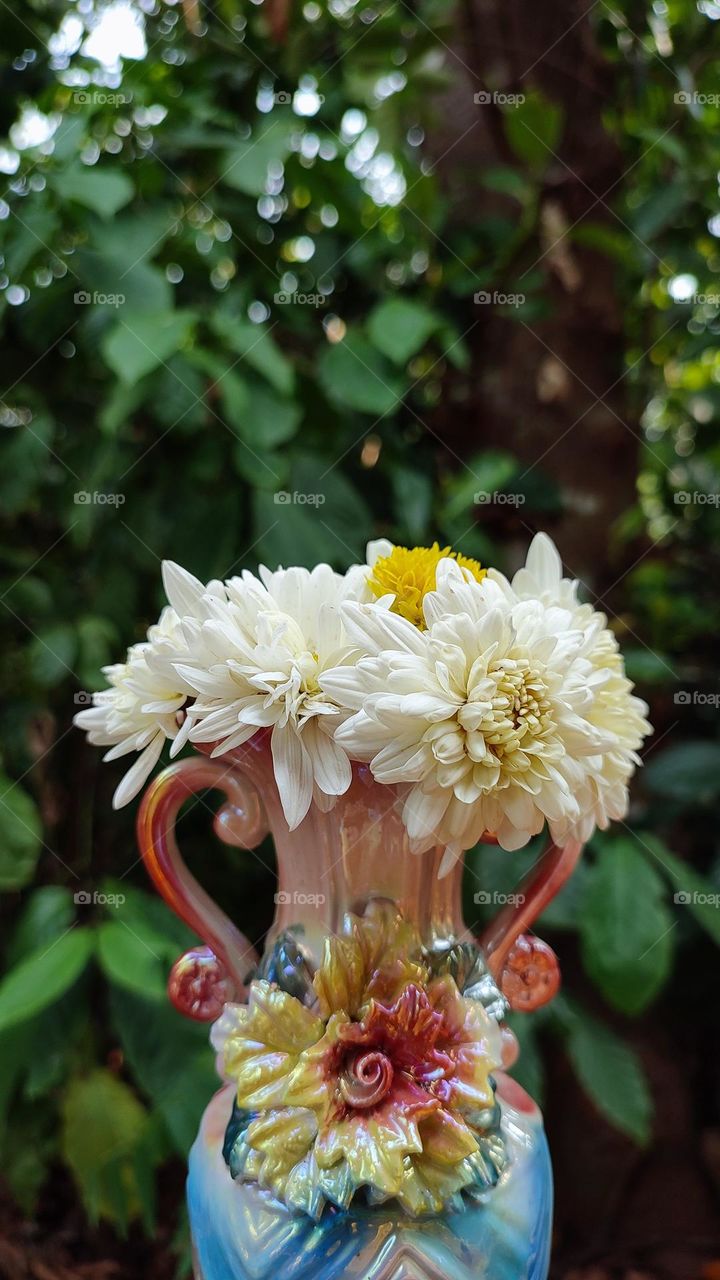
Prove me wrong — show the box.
[75,534,650,866]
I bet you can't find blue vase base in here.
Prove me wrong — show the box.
[188,1078,552,1280]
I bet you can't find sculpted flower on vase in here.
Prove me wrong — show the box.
[213,902,505,1219]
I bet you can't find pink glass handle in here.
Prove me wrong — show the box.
[480,836,583,1012]
[137,757,268,1019]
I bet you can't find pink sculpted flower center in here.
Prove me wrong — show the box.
[339,1049,395,1109]
[328,983,463,1119]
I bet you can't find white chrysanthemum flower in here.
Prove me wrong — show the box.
[74,562,225,808]
[483,533,652,842]
[322,548,650,863]
[178,563,371,830]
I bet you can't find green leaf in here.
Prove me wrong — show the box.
[51,113,88,162]
[5,207,59,277]
[504,91,564,173]
[98,880,197,951]
[226,380,301,449]
[580,837,674,1014]
[391,467,433,542]
[0,776,43,890]
[102,311,197,384]
[76,615,120,689]
[622,647,675,684]
[61,1069,157,1230]
[644,740,720,805]
[27,622,78,686]
[98,380,145,435]
[110,987,217,1155]
[220,118,292,196]
[318,332,404,415]
[562,1005,652,1145]
[254,456,373,567]
[88,209,177,265]
[3,1099,57,1214]
[367,298,441,365]
[638,834,720,946]
[441,449,519,522]
[8,887,75,965]
[0,928,94,1034]
[75,249,172,314]
[480,166,531,202]
[0,1025,35,1139]
[632,182,688,241]
[212,316,295,396]
[50,165,135,218]
[96,921,171,1000]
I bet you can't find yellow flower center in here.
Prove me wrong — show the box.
[368,543,486,629]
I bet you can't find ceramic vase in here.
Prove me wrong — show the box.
[136,733,581,1280]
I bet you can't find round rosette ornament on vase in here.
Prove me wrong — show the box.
[76,533,651,1280]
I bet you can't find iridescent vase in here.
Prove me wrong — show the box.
[137,733,581,1280]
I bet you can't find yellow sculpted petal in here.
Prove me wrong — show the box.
[244,1108,317,1201]
[315,1112,416,1197]
[284,1013,345,1112]
[314,900,427,1018]
[418,1108,479,1166]
[428,975,501,1116]
[313,935,367,1020]
[393,1111,479,1214]
[222,980,324,1110]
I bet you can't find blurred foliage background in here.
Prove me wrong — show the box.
[1,1,720,1277]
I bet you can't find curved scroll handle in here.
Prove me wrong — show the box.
[136,757,268,1021]
[480,837,583,1013]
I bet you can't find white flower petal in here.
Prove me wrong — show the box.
[271,722,314,829]
[303,721,352,798]
[112,733,165,808]
[366,538,394,567]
